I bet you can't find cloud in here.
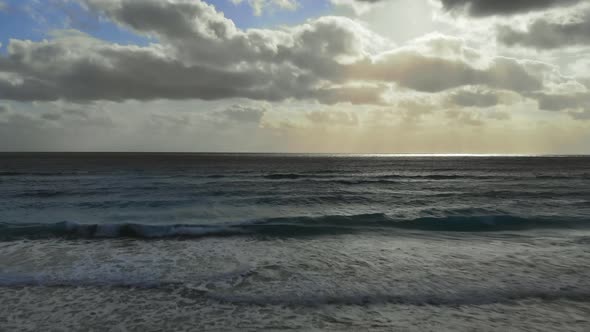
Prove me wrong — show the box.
[306,110,359,126]
[41,113,62,121]
[449,89,501,108]
[445,109,483,126]
[498,10,590,49]
[331,0,382,15]
[313,85,388,105]
[0,30,389,104]
[220,104,267,123]
[533,92,590,112]
[0,0,391,104]
[82,0,385,66]
[348,0,584,16]
[438,0,584,17]
[63,108,91,118]
[0,0,583,121]
[231,0,299,16]
[347,34,544,94]
[82,0,234,39]
[0,35,284,102]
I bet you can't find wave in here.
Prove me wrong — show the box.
[206,174,227,179]
[3,171,588,182]
[261,173,590,182]
[0,171,90,177]
[0,272,177,289]
[262,173,505,181]
[378,174,489,180]
[15,190,69,198]
[0,222,245,240]
[262,173,491,181]
[264,173,303,180]
[334,179,400,185]
[427,190,590,199]
[14,189,116,198]
[378,174,590,180]
[1,214,588,240]
[535,174,590,179]
[198,288,590,307]
[0,271,588,307]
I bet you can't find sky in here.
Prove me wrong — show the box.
[0,0,589,153]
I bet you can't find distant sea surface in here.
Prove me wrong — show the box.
[1,153,589,331]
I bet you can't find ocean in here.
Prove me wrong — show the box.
[1,153,589,331]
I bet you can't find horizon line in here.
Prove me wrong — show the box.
[0,152,589,157]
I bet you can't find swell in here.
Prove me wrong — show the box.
[1,214,588,240]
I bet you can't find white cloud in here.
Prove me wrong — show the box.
[498,8,590,49]
[230,0,299,16]
[330,0,381,15]
[2,0,577,110]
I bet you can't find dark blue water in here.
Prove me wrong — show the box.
[1,154,589,330]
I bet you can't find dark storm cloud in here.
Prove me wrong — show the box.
[498,11,590,49]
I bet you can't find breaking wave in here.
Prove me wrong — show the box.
[1,214,588,240]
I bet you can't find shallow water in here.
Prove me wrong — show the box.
[1,153,589,331]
